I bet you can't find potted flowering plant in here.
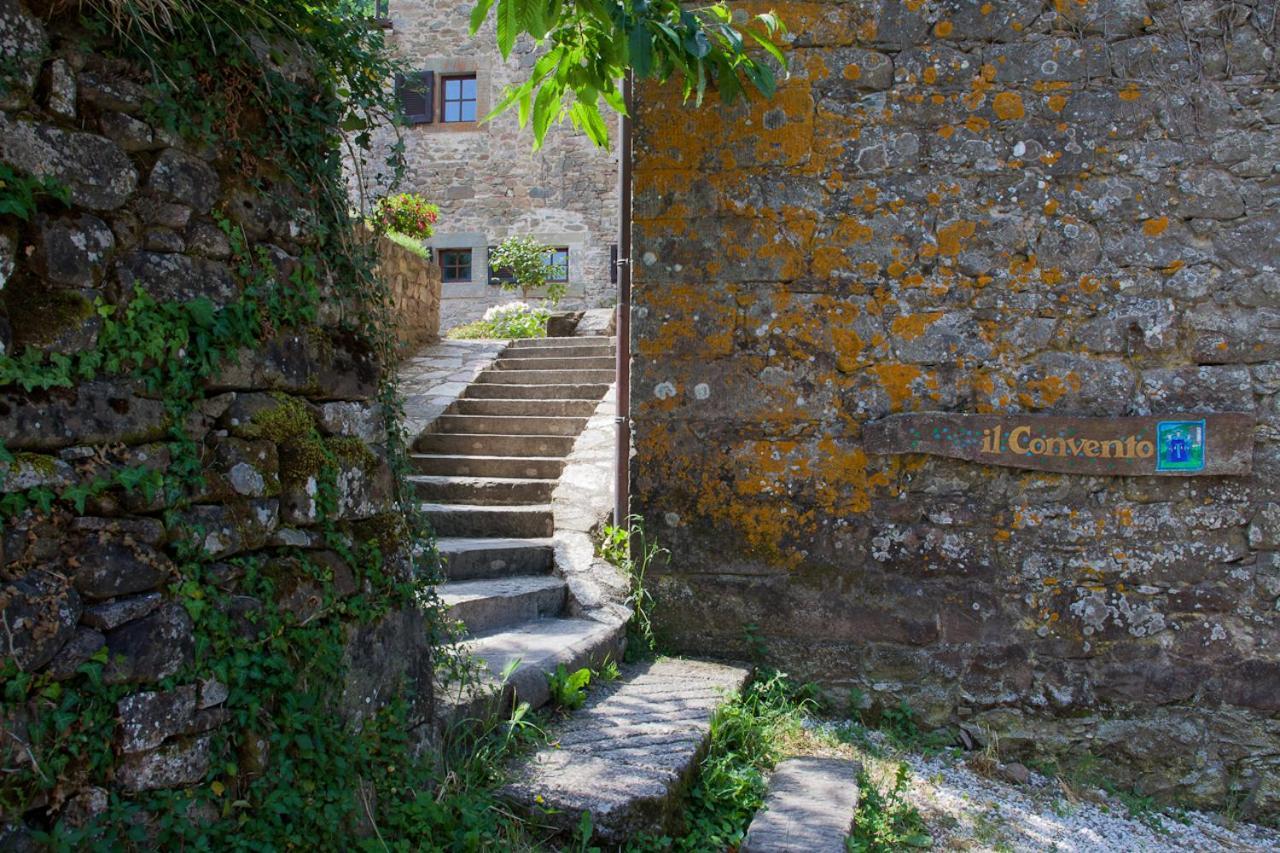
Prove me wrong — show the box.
[372,193,439,239]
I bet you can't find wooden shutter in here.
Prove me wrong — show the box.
[396,71,434,125]
[610,244,618,284]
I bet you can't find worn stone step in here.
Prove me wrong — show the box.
[407,471,558,504]
[436,537,554,580]
[410,475,557,505]
[439,576,567,636]
[430,414,588,436]
[438,617,625,725]
[476,368,617,385]
[743,757,863,853]
[411,454,566,480]
[498,344,613,359]
[464,382,612,400]
[508,336,614,348]
[450,398,601,418]
[494,355,615,371]
[501,658,752,843]
[414,433,576,457]
[420,503,554,538]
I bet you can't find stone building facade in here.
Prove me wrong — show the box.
[631,0,1280,815]
[363,1,621,331]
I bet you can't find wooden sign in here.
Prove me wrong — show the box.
[863,413,1254,476]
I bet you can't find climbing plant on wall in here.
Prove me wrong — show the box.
[0,1,479,846]
[468,0,787,147]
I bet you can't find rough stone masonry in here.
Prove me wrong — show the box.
[631,0,1280,816]
[0,1,434,831]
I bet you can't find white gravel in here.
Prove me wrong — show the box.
[900,750,1280,852]
[799,720,1280,852]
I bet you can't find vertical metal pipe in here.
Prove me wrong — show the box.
[614,72,633,528]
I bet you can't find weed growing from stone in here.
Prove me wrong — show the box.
[546,664,592,712]
[598,516,666,661]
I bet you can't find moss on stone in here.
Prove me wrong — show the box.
[248,393,315,444]
[327,436,377,471]
[6,278,95,348]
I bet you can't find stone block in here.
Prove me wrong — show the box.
[0,570,81,671]
[82,592,164,631]
[117,685,197,753]
[0,0,47,110]
[103,602,194,685]
[147,148,219,212]
[98,111,155,152]
[46,627,104,679]
[0,380,168,450]
[116,251,237,306]
[174,500,280,559]
[1249,503,1280,551]
[71,538,174,600]
[116,735,211,792]
[211,331,380,401]
[30,213,115,287]
[0,113,137,210]
[44,58,76,119]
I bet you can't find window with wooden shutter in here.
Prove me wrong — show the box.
[395,71,434,125]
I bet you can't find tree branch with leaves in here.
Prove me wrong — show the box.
[469,0,787,148]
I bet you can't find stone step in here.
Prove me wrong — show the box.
[494,355,616,371]
[438,617,625,725]
[508,336,614,348]
[436,537,554,580]
[411,454,566,480]
[476,368,617,385]
[430,414,589,436]
[743,757,863,853]
[464,382,612,400]
[414,433,576,457]
[420,503,554,538]
[501,658,753,844]
[450,398,601,418]
[409,475,557,505]
[498,344,613,359]
[439,576,567,636]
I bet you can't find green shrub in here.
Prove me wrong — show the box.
[488,235,567,304]
[384,228,429,259]
[446,301,548,340]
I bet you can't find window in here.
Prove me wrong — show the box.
[545,247,569,283]
[441,75,477,123]
[487,246,515,287]
[440,249,472,283]
[395,71,434,125]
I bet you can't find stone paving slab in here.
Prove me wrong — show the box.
[502,657,751,843]
[743,756,862,853]
[397,339,507,438]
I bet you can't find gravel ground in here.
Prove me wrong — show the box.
[899,750,1279,852]
[798,721,1280,852]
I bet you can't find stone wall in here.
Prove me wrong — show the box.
[355,0,620,330]
[631,0,1280,815]
[0,2,432,835]
[378,234,441,352]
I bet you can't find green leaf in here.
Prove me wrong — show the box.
[496,0,520,58]
[531,79,560,147]
[469,0,496,34]
[749,29,787,69]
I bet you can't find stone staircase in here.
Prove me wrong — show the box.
[410,336,625,715]
[407,335,862,848]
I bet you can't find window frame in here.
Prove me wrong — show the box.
[544,247,570,283]
[440,73,479,124]
[395,71,434,125]
[439,248,473,284]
